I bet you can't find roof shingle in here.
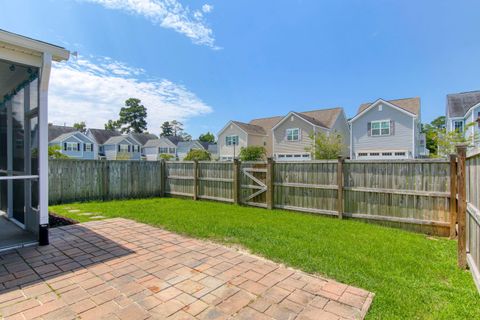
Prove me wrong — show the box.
[446,91,480,118]
[357,97,420,116]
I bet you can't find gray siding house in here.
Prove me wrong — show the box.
[349,97,427,159]
[446,90,480,149]
[177,140,207,160]
[272,108,350,161]
[86,128,141,160]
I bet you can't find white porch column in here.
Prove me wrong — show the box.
[38,53,52,230]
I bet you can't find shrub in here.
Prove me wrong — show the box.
[48,145,68,159]
[184,149,211,161]
[159,153,175,161]
[307,130,344,159]
[239,146,266,161]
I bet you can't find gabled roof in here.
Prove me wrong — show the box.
[104,135,136,145]
[231,121,266,135]
[129,133,158,146]
[87,128,121,145]
[49,131,95,144]
[249,116,283,134]
[357,97,420,116]
[163,136,184,145]
[48,124,76,142]
[272,108,343,131]
[446,90,480,118]
[144,137,176,148]
[177,140,205,153]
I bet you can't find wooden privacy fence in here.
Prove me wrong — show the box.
[464,148,480,292]
[49,159,163,204]
[163,158,453,236]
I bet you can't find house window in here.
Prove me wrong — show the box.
[159,147,169,153]
[358,152,368,157]
[395,152,406,156]
[382,152,392,156]
[119,144,129,152]
[226,135,239,146]
[169,147,176,154]
[85,143,93,152]
[286,128,300,141]
[453,120,464,133]
[371,120,390,136]
[66,142,79,151]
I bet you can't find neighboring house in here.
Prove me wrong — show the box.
[48,125,96,159]
[272,108,350,161]
[349,97,428,159]
[128,132,158,156]
[446,90,480,148]
[86,128,141,160]
[143,137,177,161]
[217,121,269,161]
[177,140,207,160]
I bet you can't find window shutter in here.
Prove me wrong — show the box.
[478,112,480,128]
[128,145,131,152]
[91,143,94,150]
[367,122,371,136]
[390,120,395,135]
[118,145,120,152]
[83,143,86,151]
[63,142,67,151]
[298,129,302,141]
[77,143,80,151]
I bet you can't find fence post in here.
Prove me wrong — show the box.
[337,156,344,219]
[193,160,199,200]
[266,158,274,209]
[159,159,165,197]
[449,154,457,239]
[233,159,240,204]
[456,145,467,269]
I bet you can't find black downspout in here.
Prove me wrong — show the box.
[39,224,49,246]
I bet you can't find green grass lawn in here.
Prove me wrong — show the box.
[50,198,480,319]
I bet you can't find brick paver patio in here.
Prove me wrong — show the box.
[0,218,374,319]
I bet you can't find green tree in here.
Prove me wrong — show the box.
[435,122,479,156]
[48,145,68,159]
[170,120,183,136]
[423,116,445,155]
[73,121,87,133]
[307,130,344,159]
[117,98,147,133]
[184,149,211,161]
[104,119,120,131]
[179,132,192,141]
[239,146,266,161]
[160,121,174,137]
[199,132,215,143]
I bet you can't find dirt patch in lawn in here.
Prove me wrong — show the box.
[49,212,78,228]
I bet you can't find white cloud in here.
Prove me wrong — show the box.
[202,4,213,13]
[48,55,213,132]
[82,0,217,48]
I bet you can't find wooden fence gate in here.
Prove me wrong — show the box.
[240,161,268,208]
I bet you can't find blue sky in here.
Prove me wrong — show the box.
[2,0,480,138]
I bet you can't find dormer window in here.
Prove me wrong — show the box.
[286,128,300,141]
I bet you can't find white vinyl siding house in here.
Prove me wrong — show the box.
[143,137,177,161]
[446,91,480,149]
[350,98,423,159]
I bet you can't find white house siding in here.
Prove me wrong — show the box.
[218,125,248,160]
[465,105,480,147]
[351,103,415,159]
[272,114,317,157]
[330,112,350,157]
[144,139,176,161]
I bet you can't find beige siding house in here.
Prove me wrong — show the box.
[217,121,268,160]
[218,108,350,161]
[349,97,428,159]
[272,108,350,161]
